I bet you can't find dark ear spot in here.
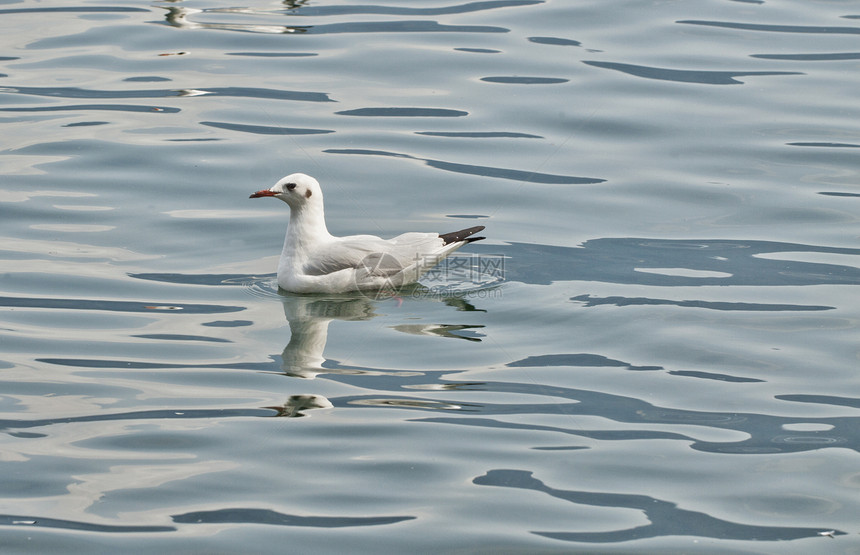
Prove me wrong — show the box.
[305,189,312,199]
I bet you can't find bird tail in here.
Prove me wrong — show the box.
[439,226,486,245]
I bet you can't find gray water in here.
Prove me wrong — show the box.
[1,1,859,553]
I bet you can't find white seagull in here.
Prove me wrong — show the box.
[250,173,485,293]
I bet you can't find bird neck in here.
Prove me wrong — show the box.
[285,202,331,250]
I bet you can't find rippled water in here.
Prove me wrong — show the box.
[1,0,859,552]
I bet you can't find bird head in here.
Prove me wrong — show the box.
[250,173,322,209]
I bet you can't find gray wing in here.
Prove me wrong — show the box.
[302,233,444,277]
[301,242,369,276]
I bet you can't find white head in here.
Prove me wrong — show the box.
[250,173,322,210]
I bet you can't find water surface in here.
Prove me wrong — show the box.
[1,0,859,552]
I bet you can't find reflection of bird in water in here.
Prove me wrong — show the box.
[390,323,485,342]
[279,294,377,378]
[279,292,487,378]
[266,395,333,418]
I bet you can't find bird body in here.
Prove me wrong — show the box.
[251,173,485,293]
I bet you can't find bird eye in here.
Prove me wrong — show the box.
[286,182,297,190]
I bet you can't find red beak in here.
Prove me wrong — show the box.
[250,190,278,198]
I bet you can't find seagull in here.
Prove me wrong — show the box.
[250,173,485,293]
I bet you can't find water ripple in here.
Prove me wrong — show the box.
[787,142,860,148]
[336,107,467,117]
[0,104,179,113]
[583,61,802,85]
[322,372,860,455]
[571,294,834,312]
[0,7,149,15]
[480,76,569,84]
[0,296,244,314]
[131,273,275,286]
[325,148,605,184]
[159,8,510,35]
[0,514,172,533]
[280,1,543,17]
[200,121,334,136]
[678,19,860,35]
[527,36,581,46]
[0,407,276,432]
[751,52,860,61]
[507,353,662,371]
[473,470,842,542]
[226,52,317,58]
[0,86,334,103]
[172,507,414,528]
[489,238,860,286]
[416,131,542,138]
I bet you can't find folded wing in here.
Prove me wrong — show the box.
[301,226,485,280]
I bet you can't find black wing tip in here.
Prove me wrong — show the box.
[440,225,486,245]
